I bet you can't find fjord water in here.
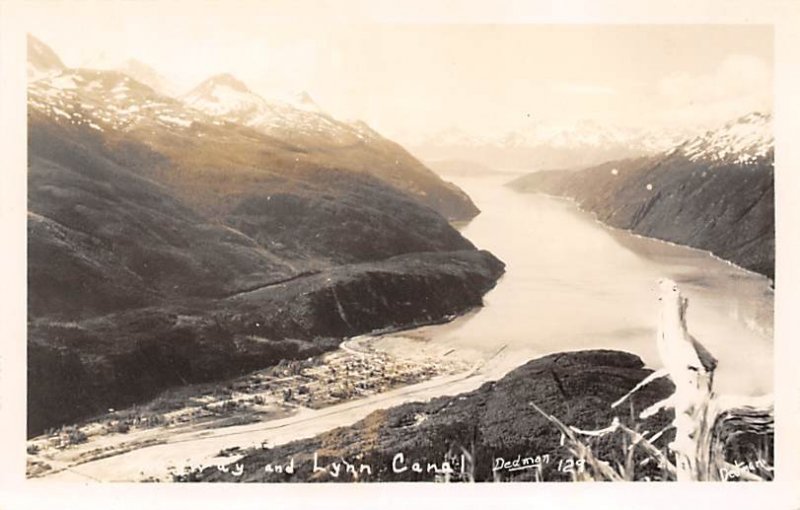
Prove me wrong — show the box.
[411,174,774,396]
[39,173,774,482]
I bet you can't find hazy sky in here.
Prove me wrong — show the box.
[26,1,772,142]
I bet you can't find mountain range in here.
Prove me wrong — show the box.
[509,112,774,278]
[26,35,503,435]
[409,121,699,171]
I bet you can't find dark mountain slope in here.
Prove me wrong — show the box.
[509,114,774,279]
[28,114,299,318]
[27,40,504,434]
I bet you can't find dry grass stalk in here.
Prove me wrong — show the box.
[528,279,773,482]
[614,279,773,481]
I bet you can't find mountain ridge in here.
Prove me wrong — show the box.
[409,120,700,170]
[181,70,479,220]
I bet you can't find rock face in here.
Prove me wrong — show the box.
[195,350,676,482]
[26,37,503,435]
[509,113,774,279]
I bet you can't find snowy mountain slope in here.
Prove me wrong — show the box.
[28,33,481,220]
[182,73,364,144]
[27,62,479,220]
[28,69,206,134]
[181,72,479,220]
[411,121,698,170]
[496,120,689,153]
[677,112,772,165]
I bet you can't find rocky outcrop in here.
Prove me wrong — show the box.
[196,348,771,483]
[194,350,675,482]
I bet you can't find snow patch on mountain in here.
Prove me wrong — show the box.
[183,74,378,145]
[679,112,772,165]
[28,69,199,133]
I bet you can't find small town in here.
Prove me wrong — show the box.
[26,336,473,478]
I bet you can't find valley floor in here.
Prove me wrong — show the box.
[26,333,521,482]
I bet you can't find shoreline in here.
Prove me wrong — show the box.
[26,324,526,482]
[520,188,774,287]
[26,179,775,482]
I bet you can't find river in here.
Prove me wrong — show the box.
[383,174,773,396]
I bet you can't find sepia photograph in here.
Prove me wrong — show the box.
[2,0,800,507]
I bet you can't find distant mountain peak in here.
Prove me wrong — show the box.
[409,119,697,169]
[295,90,314,103]
[117,58,177,97]
[198,73,251,94]
[291,90,322,112]
[183,73,261,118]
[27,34,66,81]
[183,76,349,139]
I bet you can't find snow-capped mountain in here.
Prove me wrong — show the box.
[182,74,363,144]
[27,34,66,82]
[26,35,478,221]
[419,121,694,152]
[495,120,688,153]
[677,112,772,165]
[26,57,329,143]
[181,73,254,116]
